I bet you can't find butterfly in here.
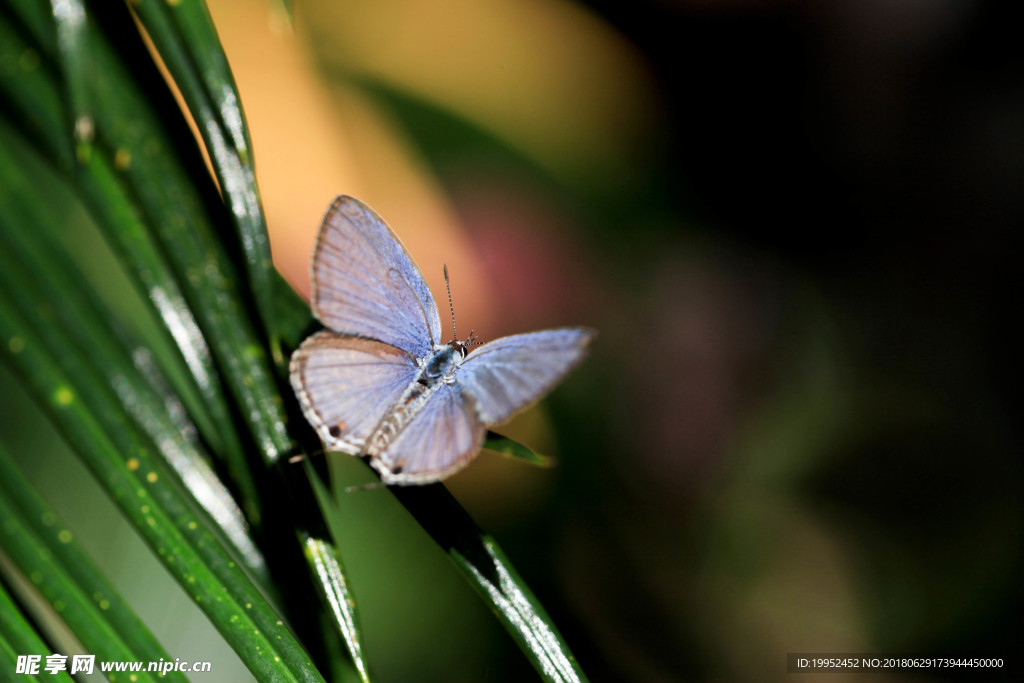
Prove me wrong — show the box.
[289,196,595,485]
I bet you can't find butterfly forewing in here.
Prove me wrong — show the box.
[456,328,595,425]
[312,196,442,357]
[372,383,487,484]
[290,332,420,453]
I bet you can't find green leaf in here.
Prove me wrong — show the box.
[0,301,323,682]
[0,444,185,683]
[0,133,265,578]
[304,461,371,682]
[301,535,370,683]
[0,12,71,169]
[484,431,554,468]
[130,0,280,354]
[5,0,293,465]
[273,269,316,355]
[392,486,587,682]
[0,579,74,683]
[2,3,341,679]
[83,3,292,464]
[0,202,322,683]
[48,0,93,163]
[0,5,260,508]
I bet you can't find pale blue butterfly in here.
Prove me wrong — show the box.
[289,196,595,485]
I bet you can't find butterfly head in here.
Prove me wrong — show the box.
[449,329,479,358]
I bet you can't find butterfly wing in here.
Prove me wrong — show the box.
[455,328,595,425]
[311,195,442,357]
[290,331,420,454]
[370,384,486,484]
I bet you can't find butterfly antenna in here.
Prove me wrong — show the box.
[443,264,457,342]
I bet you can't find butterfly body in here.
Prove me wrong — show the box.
[365,343,464,459]
[290,196,593,485]
[420,342,464,384]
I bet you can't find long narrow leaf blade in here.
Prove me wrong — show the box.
[393,486,587,682]
[0,14,72,169]
[485,432,554,468]
[0,446,187,683]
[0,261,322,683]
[0,6,258,503]
[301,535,370,683]
[0,579,74,683]
[0,134,264,569]
[84,7,291,462]
[303,462,371,682]
[17,0,293,464]
[48,0,93,162]
[73,150,261,509]
[130,0,278,349]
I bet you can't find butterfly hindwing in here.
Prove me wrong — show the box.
[371,382,486,484]
[311,196,442,357]
[455,328,595,425]
[290,331,420,454]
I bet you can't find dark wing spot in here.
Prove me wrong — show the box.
[328,422,345,438]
